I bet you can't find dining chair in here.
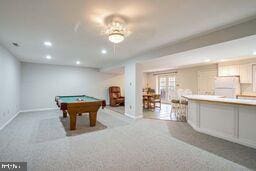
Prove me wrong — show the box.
[143,95,149,109]
[152,94,161,108]
[148,95,156,109]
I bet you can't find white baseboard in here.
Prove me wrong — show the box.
[0,111,20,131]
[20,107,58,113]
[0,108,59,130]
[103,108,143,119]
[124,113,143,119]
[102,108,124,115]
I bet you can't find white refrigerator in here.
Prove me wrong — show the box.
[214,76,240,98]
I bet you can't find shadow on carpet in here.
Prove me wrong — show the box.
[30,117,66,143]
[60,115,107,136]
[166,121,256,170]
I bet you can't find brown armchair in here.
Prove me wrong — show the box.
[109,86,125,107]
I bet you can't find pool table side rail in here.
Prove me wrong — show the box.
[55,95,106,110]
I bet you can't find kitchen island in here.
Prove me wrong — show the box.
[183,95,256,149]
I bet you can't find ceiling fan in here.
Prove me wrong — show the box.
[102,15,131,44]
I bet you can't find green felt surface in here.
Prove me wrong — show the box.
[58,95,98,103]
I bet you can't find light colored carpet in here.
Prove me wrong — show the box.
[0,109,255,171]
[105,105,125,114]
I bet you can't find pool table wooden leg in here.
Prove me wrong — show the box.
[69,112,77,130]
[89,112,97,127]
[63,110,67,118]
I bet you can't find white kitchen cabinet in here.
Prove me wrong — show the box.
[186,96,256,149]
[218,65,239,76]
[218,66,226,76]
[218,64,253,83]
[239,63,252,83]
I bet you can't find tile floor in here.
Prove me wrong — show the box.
[106,103,184,121]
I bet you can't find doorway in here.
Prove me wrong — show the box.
[158,75,176,103]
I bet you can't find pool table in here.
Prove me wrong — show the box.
[55,95,106,130]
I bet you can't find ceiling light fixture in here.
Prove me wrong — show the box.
[109,32,124,44]
[101,49,107,54]
[12,42,19,47]
[44,41,52,47]
[76,61,80,65]
[204,59,211,62]
[46,55,52,59]
[103,17,130,44]
[253,51,256,55]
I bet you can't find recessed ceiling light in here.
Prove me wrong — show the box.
[44,41,52,47]
[204,59,211,62]
[12,42,19,47]
[253,51,256,55]
[76,61,80,65]
[101,49,107,54]
[46,55,52,59]
[220,59,226,62]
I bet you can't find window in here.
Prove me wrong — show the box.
[158,75,176,102]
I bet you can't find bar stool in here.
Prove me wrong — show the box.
[179,89,192,121]
[171,99,180,116]
[180,99,188,121]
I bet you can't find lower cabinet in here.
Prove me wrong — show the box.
[188,100,256,149]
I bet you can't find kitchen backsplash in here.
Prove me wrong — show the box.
[241,84,255,95]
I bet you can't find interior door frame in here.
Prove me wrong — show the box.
[158,74,176,103]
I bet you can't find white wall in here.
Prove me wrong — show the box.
[21,62,124,110]
[142,72,148,88]
[0,46,20,129]
[145,73,157,90]
[145,64,218,94]
[125,63,143,118]
[175,67,199,93]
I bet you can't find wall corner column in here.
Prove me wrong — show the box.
[124,63,143,119]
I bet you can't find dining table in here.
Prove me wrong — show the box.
[143,94,155,109]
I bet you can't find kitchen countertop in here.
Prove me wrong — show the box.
[183,95,256,106]
[237,94,256,98]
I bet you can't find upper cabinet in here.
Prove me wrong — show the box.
[218,64,239,77]
[218,63,252,84]
[239,64,252,84]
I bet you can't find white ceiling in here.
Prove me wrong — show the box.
[0,0,256,68]
[142,35,256,72]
